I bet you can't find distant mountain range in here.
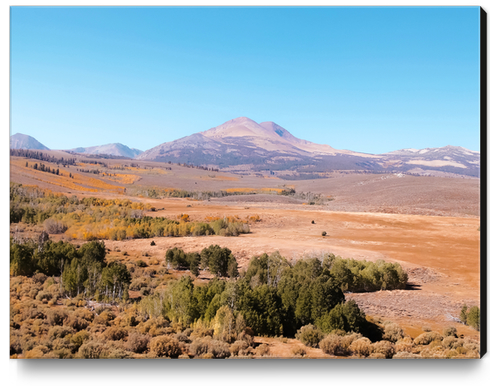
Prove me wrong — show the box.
[10,118,480,178]
[10,133,49,150]
[69,143,142,159]
[136,117,480,178]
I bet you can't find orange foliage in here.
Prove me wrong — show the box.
[178,214,190,222]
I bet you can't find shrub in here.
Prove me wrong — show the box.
[48,325,74,340]
[149,335,182,358]
[291,346,307,357]
[295,324,324,348]
[319,334,346,356]
[71,330,90,349]
[36,290,52,302]
[413,332,443,346]
[255,344,270,357]
[370,340,395,359]
[104,326,128,341]
[125,332,150,354]
[442,336,462,350]
[382,322,404,343]
[230,340,250,357]
[46,309,68,326]
[32,273,48,285]
[44,218,68,234]
[136,260,147,268]
[189,336,230,359]
[150,241,156,246]
[322,231,327,236]
[443,326,458,337]
[77,341,105,359]
[350,337,372,357]
[65,315,90,331]
[394,337,413,353]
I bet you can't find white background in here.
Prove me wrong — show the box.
[2,1,488,385]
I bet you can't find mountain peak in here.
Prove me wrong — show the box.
[10,133,49,150]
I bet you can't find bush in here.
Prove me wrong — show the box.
[71,330,90,349]
[394,337,413,353]
[136,260,147,268]
[349,337,372,357]
[125,332,150,354]
[103,326,128,341]
[370,340,395,359]
[44,218,68,234]
[413,332,443,346]
[77,341,105,359]
[48,325,74,340]
[230,340,250,357]
[150,241,156,246]
[149,335,182,358]
[291,346,307,357]
[322,231,327,236]
[189,336,230,359]
[255,344,270,357]
[382,322,404,343]
[319,334,346,356]
[443,326,458,337]
[295,324,324,348]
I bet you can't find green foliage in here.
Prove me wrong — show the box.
[460,304,468,324]
[319,300,366,335]
[201,245,237,278]
[326,256,408,292]
[295,324,324,348]
[467,306,480,331]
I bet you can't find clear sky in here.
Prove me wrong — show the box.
[10,6,481,154]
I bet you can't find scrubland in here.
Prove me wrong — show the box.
[9,152,481,358]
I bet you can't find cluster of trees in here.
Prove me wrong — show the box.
[10,236,130,301]
[322,255,408,292]
[80,160,108,167]
[30,163,60,176]
[145,252,395,338]
[165,245,238,278]
[10,149,76,166]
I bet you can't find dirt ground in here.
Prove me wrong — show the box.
[92,195,481,339]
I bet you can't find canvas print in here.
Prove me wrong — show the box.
[9,6,482,359]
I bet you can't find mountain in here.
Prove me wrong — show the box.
[380,146,480,177]
[69,143,143,158]
[137,117,380,172]
[10,133,49,150]
[136,117,480,178]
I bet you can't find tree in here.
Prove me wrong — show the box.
[201,245,237,277]
[460,304,468,324]
[467,306,480,331]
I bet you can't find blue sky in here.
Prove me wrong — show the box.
[10,6,481,153]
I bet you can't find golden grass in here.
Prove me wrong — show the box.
[11,158,125,194]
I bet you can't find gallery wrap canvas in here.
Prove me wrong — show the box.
[9,6,484,360]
